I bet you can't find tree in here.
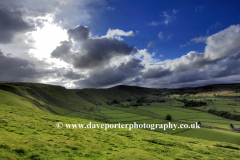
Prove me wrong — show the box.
[197,121,201,126]
[165,114,172,120]
[112,99,119,104]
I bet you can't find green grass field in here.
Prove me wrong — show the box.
[177,128,240,145]
[181,118,240,129]
[106,113,142,118]
[1,82,240,159]
[139,105,222,120]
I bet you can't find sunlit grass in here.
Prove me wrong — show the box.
[1,82,240,159]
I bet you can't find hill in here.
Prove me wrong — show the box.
[0,82,112,122]
[73,83,240,103]
[0,82,240,159]
[71,86,137,104]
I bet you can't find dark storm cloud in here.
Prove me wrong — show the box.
[73,38,134,69]
[228,51,240,60]
[51,40,73,63]
[142,51,211,79]
[74,58,144,88]
[172,52,240,84]
[168,71,208,84]
[67,25,91,41]
[132,77,141,82]
[143,52,240,89]
[63,70,85,80]
[0,8,34,44]
[142,67,171,79]
[51,26,134,69]
[208,53,240,78]
[0,50,51,82]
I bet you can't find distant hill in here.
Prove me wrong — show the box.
[72,83,240,103]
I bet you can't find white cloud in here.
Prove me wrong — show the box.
[143,25,240,81]
[173,9,179,14]
[181,36,207,47]
[181,22,222,48]
[148,21,160,26]
[134,49,153,61]
[204,24,240,60]
[3,0,107,29]
[107,7,115,10]
[162,11,171,25]
[159,54,164,57]
[166,34,172,41]
[190,36,208,43]
[106,29,135,38]
[180,43,189,48]
[149,9,178,26]
[158,32,171,41]
[158,32,165,40]
[147,41,155,48]
[161,10,178,25]
[133,49,160,72]
[29,15,68,63]
[207,22,222,35]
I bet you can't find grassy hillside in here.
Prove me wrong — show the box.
[0,82,93,111]
[1,85,240,159]
[71,87,136,104]
[0,82,111,122]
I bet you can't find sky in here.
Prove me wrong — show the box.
[0,0,240,89]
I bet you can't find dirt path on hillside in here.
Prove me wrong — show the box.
[139,108,193,124]
[139,108,165,118]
